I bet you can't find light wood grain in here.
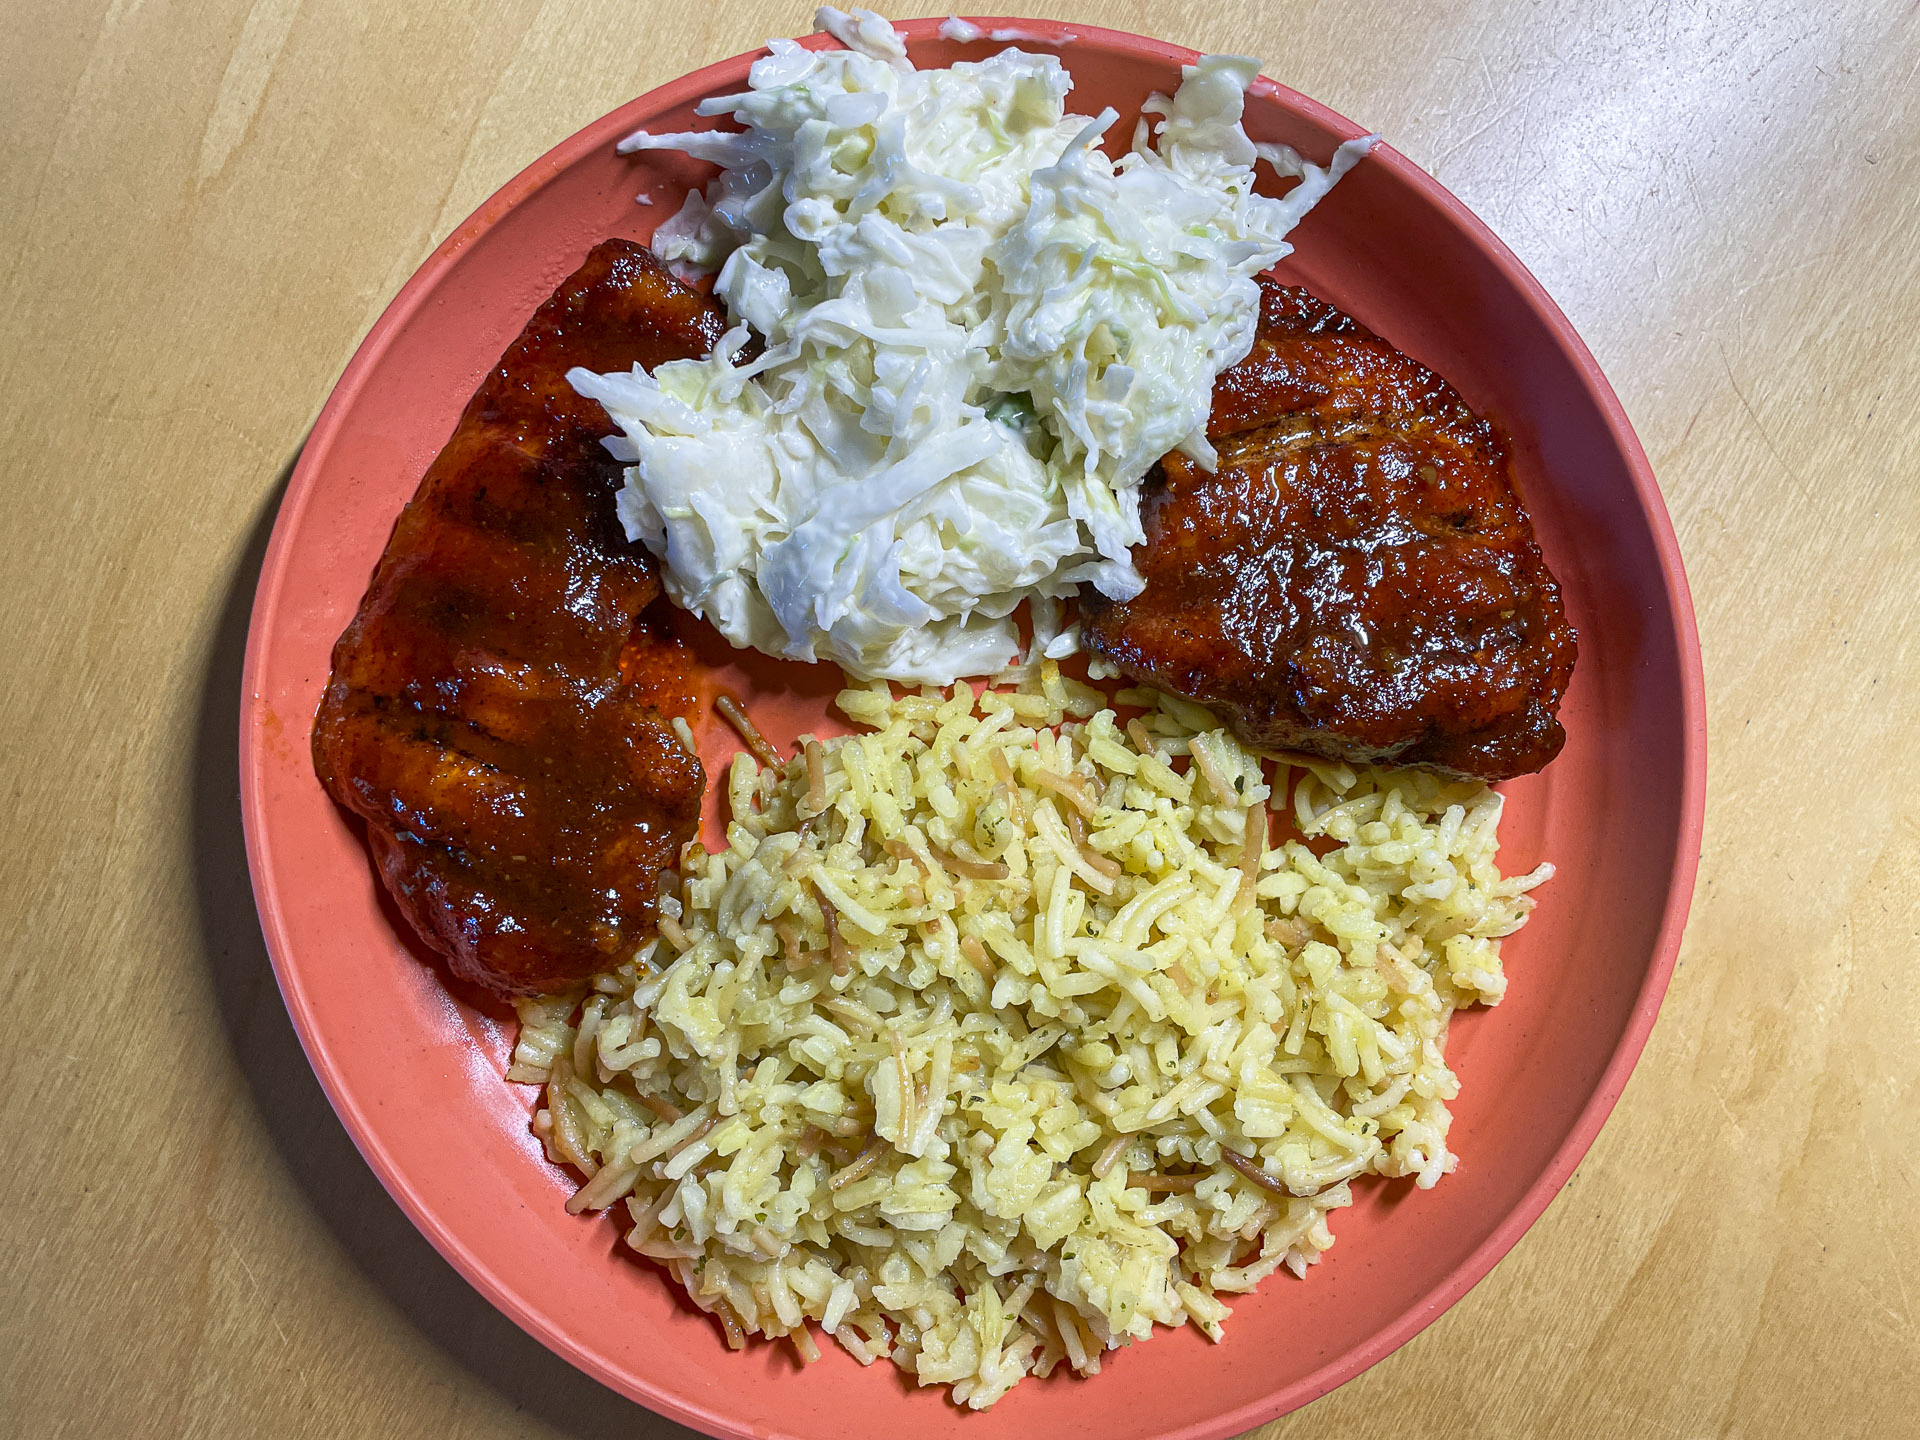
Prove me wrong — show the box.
[3,2,1916,1435]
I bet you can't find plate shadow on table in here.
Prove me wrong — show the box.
[193,454,703,1440]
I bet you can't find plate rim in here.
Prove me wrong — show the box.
[239,16,1708,1437]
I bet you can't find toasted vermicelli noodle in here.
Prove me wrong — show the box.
[509,664,1551,1407]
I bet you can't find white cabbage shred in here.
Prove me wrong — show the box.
[569,8,1373,682]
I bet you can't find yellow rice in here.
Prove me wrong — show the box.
[508,664,1550,1407]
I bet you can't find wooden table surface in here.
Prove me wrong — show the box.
[5,2,1917,1435]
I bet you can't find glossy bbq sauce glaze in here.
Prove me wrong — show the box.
[312,241,720,995]
[1084,277,1577,781]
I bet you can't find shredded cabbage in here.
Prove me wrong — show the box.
[569,8,1372,682]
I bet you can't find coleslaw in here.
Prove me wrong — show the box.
[570,8,1371,681]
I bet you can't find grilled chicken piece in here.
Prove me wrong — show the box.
[313,240,721,996]
[1083,278,1576,781]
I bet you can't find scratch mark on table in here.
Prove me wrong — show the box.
[1717,341,1802,485]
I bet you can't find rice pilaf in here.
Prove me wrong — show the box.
[509,664,1549,1407]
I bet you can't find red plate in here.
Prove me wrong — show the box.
[241,17,1705,1440]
